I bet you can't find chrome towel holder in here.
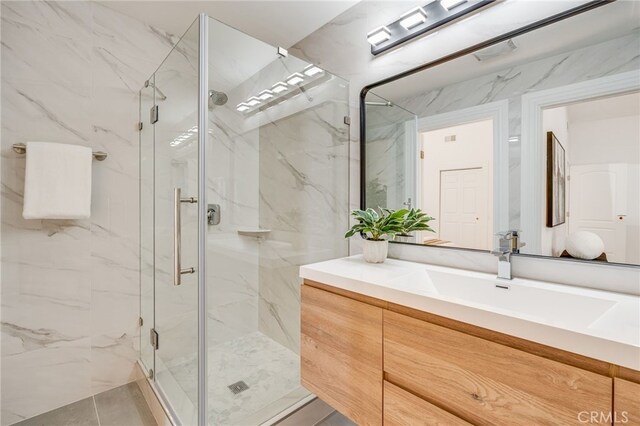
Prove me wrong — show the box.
[12,143,108,161]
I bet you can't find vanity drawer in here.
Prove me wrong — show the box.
[614,378,640,425]
[383,310,612,426]
[384,381,471,426]
[301,285,383,426]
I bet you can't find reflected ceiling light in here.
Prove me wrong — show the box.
[367,0,494,55]
[367,26,391,46]
[236,103,250,112]
[440,0,468,10]
[257,90,274,100]
[303,65,324,77]
[286,72,305,85]
[246,97,261,106]
[271,82,288,93]
[399,7,427,30]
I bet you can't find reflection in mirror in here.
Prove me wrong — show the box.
[362,0,640,265]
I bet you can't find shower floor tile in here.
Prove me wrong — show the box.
[164,331,306,425]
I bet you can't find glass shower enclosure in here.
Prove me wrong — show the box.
[139,14,349,425]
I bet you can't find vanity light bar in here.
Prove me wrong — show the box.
[236,103,250,112]
[271,82,288,93]
[285,72,305,85]
[257,89,274,100]
[246,97,261,106]
[238,66,328,115]
[399,7,427,30]
[367,26,392,46]
[367,0,495,56]
[441,0,468,10]
[303,65,324,77]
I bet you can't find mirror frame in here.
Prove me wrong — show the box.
[358,0,640,268]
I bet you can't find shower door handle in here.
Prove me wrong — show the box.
[174,187,197,286]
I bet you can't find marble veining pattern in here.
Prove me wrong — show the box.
[0,1,178,423]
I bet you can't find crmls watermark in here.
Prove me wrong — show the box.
[578,411,629,424]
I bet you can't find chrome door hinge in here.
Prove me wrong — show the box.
[344,116,351,125]
[420,150,424,159]
[150,105,159,124]
[138,316,143,327]
[150,328,159,350]
[138,122,143,131]
[148,368,154,380]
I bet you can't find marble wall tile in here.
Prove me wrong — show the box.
[1,1,175,423]
[258,96,350,353]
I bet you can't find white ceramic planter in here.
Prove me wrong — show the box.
[394,234,414,243]
[362,239,389,263]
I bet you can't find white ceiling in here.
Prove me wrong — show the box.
[101,0,360,48]
[567,92,640,123]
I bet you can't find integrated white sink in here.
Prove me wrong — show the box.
[300,255,640,370]
[389,268,618,329]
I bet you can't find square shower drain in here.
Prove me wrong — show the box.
[227,380,249,395]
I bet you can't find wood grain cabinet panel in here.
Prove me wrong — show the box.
[300,285,383,426]
[384,381,471,426]
[383,310,612,426]
[615,378,640,425]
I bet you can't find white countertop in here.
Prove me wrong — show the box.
[300,255,640,370]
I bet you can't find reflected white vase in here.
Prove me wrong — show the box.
[362,239,389,263]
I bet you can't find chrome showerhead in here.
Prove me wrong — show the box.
[209,90,228,108]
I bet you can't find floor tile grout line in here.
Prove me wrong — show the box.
[93,396,102,426]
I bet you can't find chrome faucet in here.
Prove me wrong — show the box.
[491,231,525,280]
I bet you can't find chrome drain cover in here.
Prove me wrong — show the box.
[228,380,249,395]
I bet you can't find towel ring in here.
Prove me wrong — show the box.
[12,143,107,161]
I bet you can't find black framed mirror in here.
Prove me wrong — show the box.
[360,0,640,266]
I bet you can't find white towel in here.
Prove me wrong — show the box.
[22,141,92,219]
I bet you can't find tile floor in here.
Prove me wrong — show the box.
[315,411,356,426]
[12,382,156,426]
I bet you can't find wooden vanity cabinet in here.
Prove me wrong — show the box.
[300,282,639,426]
[614,378,640,425]
[383,381,472,426]
[384,310,612,426]
[300,284,383,426]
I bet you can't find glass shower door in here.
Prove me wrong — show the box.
[205,17,350,425]
[152,19,200,424]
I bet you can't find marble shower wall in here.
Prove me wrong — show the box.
[0,1,177,423]
[365,100,416,209]
[258,92,350,352]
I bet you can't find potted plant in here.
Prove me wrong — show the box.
[395,208,435,243]
[345,208,407,263]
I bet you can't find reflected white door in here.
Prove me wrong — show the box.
[439,168,488,250]
[569,164,628,263]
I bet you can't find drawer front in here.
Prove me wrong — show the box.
[384,381,471,426]
[301,285,383,426]
[615,378,640,425]
[384,310,612,426]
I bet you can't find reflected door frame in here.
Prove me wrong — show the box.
[416,100,509,247]
[521,71,640,254]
